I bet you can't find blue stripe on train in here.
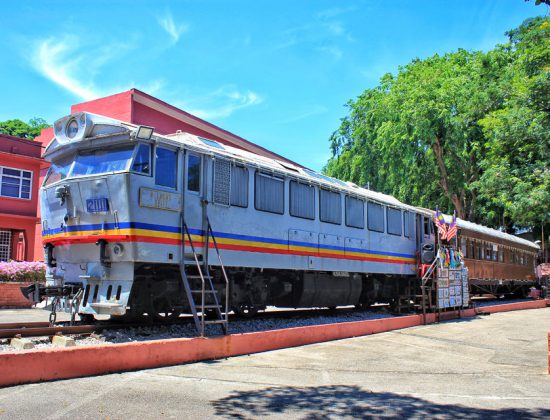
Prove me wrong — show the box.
[43,222,416,259]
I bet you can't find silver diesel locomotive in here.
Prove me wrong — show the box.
[30,112,437,332]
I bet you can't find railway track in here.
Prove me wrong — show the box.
[0,322,128,340]
[0,305,391,340]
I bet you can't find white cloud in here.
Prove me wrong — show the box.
[178,86,263,120]
[316,7,356,20]
[157,13,188,44]
[33,36,101,100]
[280,105,328,124]
[29,35,143,101]
[317,45,343,61]
[326,22,344,36]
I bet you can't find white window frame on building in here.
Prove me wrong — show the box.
[0,166,32,200]
[0,230,11,261]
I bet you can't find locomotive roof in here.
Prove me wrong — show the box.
[47,112,540,250]
[164,130,427,213]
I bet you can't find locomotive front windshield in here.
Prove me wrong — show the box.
[44,145,136,186]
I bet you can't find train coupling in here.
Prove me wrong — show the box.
[20,282,84,304]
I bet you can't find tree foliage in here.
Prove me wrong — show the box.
[0,118,50,140]
[325,17,549,231]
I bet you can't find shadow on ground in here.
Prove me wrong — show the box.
[212,385,548,419]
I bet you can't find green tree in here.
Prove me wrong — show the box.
[475,17,549,228]
[326,16,549,231]
[0,118,50,140]
[327,49,505,221]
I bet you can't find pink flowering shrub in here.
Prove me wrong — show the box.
[0,261,46,283]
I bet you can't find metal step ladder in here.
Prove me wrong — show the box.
[179,217,229,336]
[420,256,439,319]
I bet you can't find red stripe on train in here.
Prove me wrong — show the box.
[44,236,413,265]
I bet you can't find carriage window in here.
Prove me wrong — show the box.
[367,202,384,233]
[290,181,315,220]
[461,237,467,256]
[132,144,151,175]
[387,207,402,236]
[345,196,364,228]
[255,172,284,214]
[230,165,248,208]
[187,154,201,192]
[498,249,504,262]
[320,189,341,224]
[155,147,177,188]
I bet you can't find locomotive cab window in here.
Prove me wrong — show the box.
[71,146,134,178]
[290,181,315,220]
[345,196,364,229]
[320,189,342,225]
[255,172,284,214]
[387,207,402,236]
[187,154,201,193]
[155,147,177,189]
[367,202,384,233]
[132,144,151,175]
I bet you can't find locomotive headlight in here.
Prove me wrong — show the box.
[66,118,79,139]
[112,243,124,256]
[136,125,154,140]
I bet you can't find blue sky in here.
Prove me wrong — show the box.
[0,1,545,170]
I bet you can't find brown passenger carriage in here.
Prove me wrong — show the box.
[456,225,538,296]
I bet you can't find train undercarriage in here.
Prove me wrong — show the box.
[119,264,419,321]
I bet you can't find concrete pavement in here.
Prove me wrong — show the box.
[0,307,549,419]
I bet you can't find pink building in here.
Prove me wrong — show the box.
[0,134,48,261]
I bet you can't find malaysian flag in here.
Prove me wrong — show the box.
[434,207,448,239]
[446,211,458,240]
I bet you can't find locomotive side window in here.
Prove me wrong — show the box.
[403,211,410,238]
[387,207,402,236]
[423,217,430,236]
[187,154,201,192]
[290,181,315,220]
[255,172,284,214]
[132,144,151,175]
[155,147,177,189]
[367,202,384,233]
[230,164,248,208]
[319,189,342,225]
[409,212,416,240]
[345,196,364,229]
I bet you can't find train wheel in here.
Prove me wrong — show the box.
[79,313,95,323]
[233,303,259,318]
[150,297,181,323]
